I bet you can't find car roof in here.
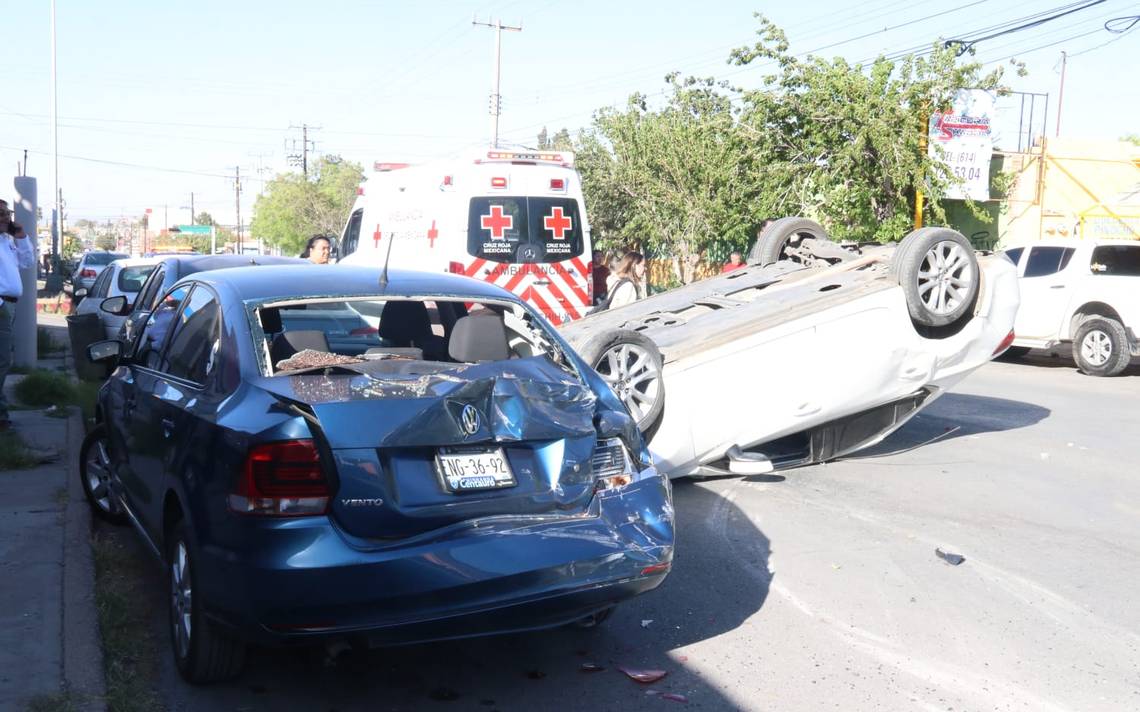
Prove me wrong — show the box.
[1004,239,1140,249]
[186,264,519,303]
[160,253,304,277]
[109,256,163,269]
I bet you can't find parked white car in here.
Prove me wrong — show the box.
[1001,238,1140,376]
[558,219,1019,478]
[73,257,161,341]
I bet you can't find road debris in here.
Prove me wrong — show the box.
[935,548,966,566]
[579,663,605,673]
[641,619,654,628]
[619,667,668,684]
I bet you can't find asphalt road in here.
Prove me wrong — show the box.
[129,352,1139,711]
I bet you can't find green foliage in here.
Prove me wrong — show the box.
[573,13,1010,268]
[94,231,117,251]
[0,431,37,470]
[251,155,364,256]
[537,127,574,151]
[1123,134,1140,147]
[13,369,77,408]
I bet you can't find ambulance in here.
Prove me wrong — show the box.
[338,149,594,324]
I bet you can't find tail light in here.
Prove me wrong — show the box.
[448,261,465,274]
[349,325,378,336]
[228,440,330,516]
[490,177,508,189]
[549,178,565,191]
[80,268,97,278]
[992,329,1016,356]
[593,437,643,491]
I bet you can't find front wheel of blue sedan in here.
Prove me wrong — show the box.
[168,522,246,684]
[79,424,127,525]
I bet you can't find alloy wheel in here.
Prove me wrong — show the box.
[1080,329,1112,367]
[596,343,662,423]
[171,541,193,660]
[84,438,116,515]
[916,241,975,316]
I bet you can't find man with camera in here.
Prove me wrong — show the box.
[0,198,35,429]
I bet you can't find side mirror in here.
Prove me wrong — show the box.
[74,287,89,299]
[87,340,122,364]
[100,295,130,316]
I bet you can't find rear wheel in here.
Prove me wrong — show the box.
[892,228,979,328]
[749,217,832,266]
[168,522,246,684]
[79,425,127,525]
[578,330,665,438]
[1073,316,1131,377]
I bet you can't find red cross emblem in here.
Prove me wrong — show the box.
[480,205,513,240]
[426,219,438,248]
[543,206,572,240]
[372,224,382,247]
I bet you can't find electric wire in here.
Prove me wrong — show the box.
[944,0,1107,54]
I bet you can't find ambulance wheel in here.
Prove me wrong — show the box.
[892,228,979,329]
[749,217,832,266]
[578,330,665,438]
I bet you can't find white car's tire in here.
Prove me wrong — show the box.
[1073,316,1131,377]
[749,217,831,266]
[892,228,979,328]
[578,330,665,437]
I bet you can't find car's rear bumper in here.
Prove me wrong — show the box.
[196,475,674,646]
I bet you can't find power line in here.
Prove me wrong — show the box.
[945,0,1107,55]
[0,144,232,178]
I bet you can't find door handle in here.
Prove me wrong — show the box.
[1049,285,1066,289]
[161,418,175,437]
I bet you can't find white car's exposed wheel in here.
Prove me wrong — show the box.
[578,330,665,437]
[892,228,979,328]
[169,522,246,684]
[749,217,831,266]
[1073,316,1131,377]
[79,424,127,525]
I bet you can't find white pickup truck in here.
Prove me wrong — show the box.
[1002,238,1140,376]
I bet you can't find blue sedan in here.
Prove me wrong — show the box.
[79,264,674,684]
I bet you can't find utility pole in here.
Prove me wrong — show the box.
[1056,51,1067,138]
[50,0,60,268]
[234,166,242,254]
[473,16,522,148]
[287,124,320,177]
[190,192,195,224]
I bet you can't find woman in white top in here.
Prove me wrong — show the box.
[606,251,645,308]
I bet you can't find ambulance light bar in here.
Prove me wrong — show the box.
[479,150,574,167]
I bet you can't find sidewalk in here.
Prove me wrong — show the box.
[0,328,105,710]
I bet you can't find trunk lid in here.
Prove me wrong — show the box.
[253,357,602,540]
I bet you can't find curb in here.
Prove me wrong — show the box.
[60,386,106,708]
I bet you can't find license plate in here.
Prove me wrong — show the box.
[435,448,516,493]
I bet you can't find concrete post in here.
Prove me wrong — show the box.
[13,177,38,367]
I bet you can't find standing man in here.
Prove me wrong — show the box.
[0,199,35,430]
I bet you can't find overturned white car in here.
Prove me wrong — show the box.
[558,219,1020,478]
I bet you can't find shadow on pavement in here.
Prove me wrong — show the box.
[999,348,1140,377]
[134,481,772,711]
[852,391,1051,459]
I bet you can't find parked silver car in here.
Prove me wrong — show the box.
[72,250,129,294]
[73,257,160,340]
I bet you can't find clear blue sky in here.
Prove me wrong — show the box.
[3,0,1137,231]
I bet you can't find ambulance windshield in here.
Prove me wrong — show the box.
[467,197,583,264]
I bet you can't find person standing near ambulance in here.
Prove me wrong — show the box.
[0,199,35,429]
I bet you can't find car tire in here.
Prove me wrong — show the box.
[749,217,832,266]
[568,605,615,629]
[169,521,247,684]
[1073,316,1131,377]
[577,329,665,438]
[892,227,979,328]
[79,424,128,525]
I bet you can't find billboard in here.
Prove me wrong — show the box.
[929,90,995,201]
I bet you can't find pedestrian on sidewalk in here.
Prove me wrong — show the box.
[591,249,610,305]
[0,199,35,430]
[721,250,746,273]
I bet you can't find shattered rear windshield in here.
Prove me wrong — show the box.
[251,295,576,380]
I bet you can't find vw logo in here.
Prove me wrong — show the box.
[459,404,481,436]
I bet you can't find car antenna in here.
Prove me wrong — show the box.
[378,233,395,290]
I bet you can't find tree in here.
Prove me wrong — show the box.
[250,156,364,256]
[94,231,117,251]
[537,127,574,151]
[573,14,1009,275]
